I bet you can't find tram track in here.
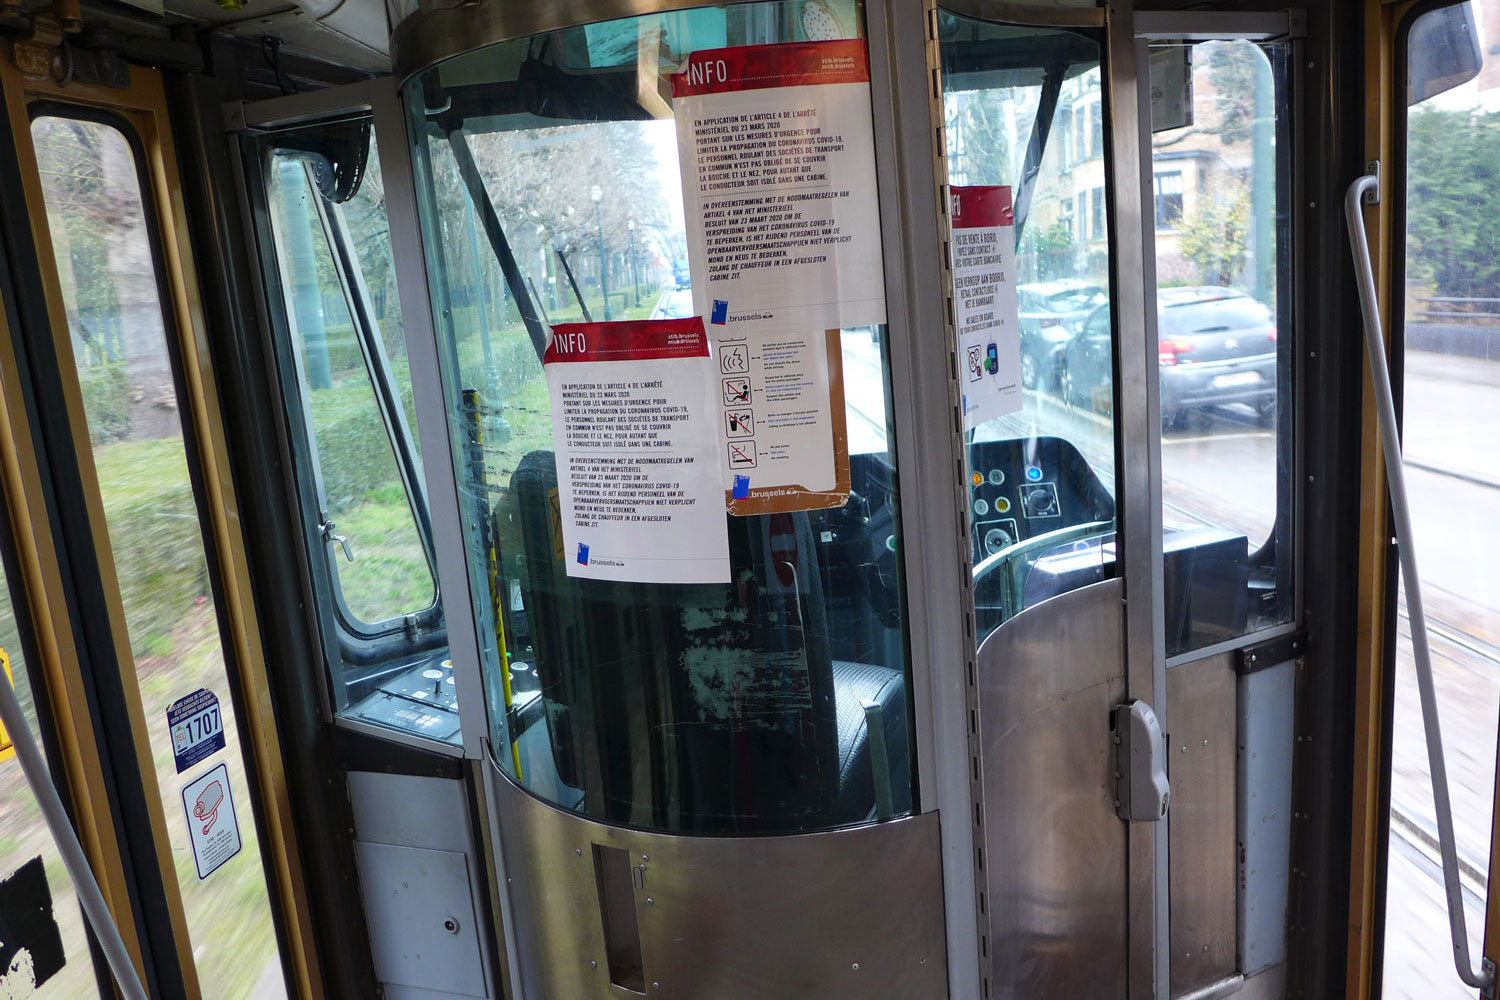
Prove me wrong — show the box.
[1388,606,1500,895]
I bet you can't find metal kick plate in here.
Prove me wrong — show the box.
[1167,654,1238,996]
[487,761,947,1000]
[977,579,1129,1000]
[355,841,487,997]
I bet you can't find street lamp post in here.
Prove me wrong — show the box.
[591,183,611,321]
[628,219,640,307]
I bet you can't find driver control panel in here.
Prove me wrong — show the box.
[966,436,1115,566]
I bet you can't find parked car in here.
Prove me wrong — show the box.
[1017,280,1107,390]
[1059,287,1278,426]
[650,288,696,320]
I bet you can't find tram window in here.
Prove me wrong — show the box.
[405,2,915,833]
[31,113,286,999]
[937,17,1118,642]
[257,132,456,744]
[1383,2,1500,991]
[1148,41,1294,657]
[266,153,436,629]
[0,558,103,998]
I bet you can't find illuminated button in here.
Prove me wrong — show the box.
[442,659,454,669]
[988,469,1005,486]
[971,472,984,486]
[973,498,989,516]
[1025,466,1043,482]
[995,497,1011,514]
[422,669,444,681]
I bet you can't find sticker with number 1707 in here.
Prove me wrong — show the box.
[166,688,225,774]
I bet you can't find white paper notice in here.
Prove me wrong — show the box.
[545,318,731,584]
[718,327,848,514]
[181,762,242,880]
[950,185,1022,427]
[672,39,887,337]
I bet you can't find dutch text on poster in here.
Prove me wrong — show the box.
[951,185,1021,427]
[717,327,850,515]
[672,39,887,337]
[545,318,731,584]
[181,762,242,881]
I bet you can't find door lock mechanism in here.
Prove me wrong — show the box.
[1112,701,1169,822]
[320,517,354,563]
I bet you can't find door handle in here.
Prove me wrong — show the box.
[1113,700,1170,823]
[321,518,354,563]
[1345,167,1498,997]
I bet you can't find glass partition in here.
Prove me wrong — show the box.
[1147,40,1294,658]
[404,3,913,834]
[937,16,1117,644]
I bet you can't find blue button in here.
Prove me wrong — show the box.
[1025,465,1043,481]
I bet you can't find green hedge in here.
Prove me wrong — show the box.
[78,361,132,445]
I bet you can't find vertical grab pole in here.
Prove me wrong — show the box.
[1344,170,1498,996]
[0,657,151,1000]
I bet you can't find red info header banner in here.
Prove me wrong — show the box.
[670,38,871,98]
[951,185,1014,230]
[544,317,710,365]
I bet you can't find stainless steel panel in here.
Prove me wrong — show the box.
[1238,661,1294,975]
[977,578,1128,1000]
[488,758,948,1000]
[1166,654,1237,997]
[349,771,471,852]
[1109,13,1170,998]
[869,0,984,993]
[1236,962,1284,1000]
[356,842,488,997]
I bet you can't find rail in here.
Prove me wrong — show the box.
[1345,169,1498,996]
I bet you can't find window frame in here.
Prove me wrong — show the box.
[250,137,446,673]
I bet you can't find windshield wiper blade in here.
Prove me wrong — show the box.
[447,129,549,364]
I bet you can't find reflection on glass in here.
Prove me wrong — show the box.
[938,16,1117,643]
[406,3,914,833]
[0,559,103,997]
[1148,40,1292,656]
[1384,3,1500,996]
[32,115,285,1000]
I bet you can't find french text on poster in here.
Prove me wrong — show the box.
[545,318,730,583]
[673,39,887,337]
[181,762,242,881]
[716,328,850,515]
[951,185,1021,427]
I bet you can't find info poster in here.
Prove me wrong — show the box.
[718,328,850,515]
[671,39,888,337]
[544,318,731,584]
[950,185,1022,427]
